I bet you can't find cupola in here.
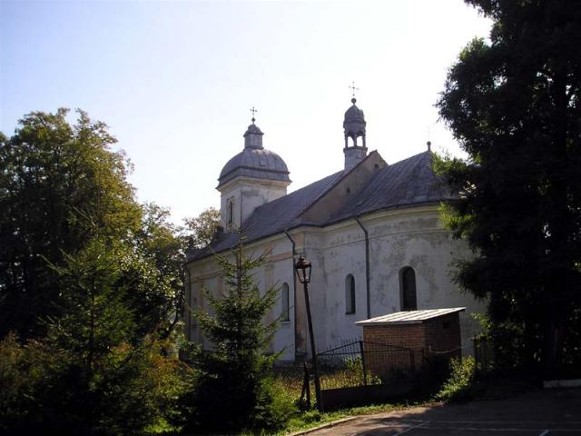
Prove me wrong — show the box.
[217,109,291,229]
[343,97,368,171]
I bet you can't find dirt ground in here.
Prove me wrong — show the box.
[300,388,581,435]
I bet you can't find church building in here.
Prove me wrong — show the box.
[184,97,484,361]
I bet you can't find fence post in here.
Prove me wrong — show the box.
[359,340,368,386]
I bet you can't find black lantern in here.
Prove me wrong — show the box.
[294,255,312,284]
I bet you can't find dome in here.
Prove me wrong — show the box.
[244,123,263,137]
[218,121,290,188]
[218,148,290,188]
[344,98,365,123]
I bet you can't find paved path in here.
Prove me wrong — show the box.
[304,388,581,435]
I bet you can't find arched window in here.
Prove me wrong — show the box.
[400,267,417,311]
[227,199,234,226]
[281,283,290,322]
[345,274,356,314]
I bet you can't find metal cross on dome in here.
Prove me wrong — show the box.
[349,81,359,98]
[250,106,258,123]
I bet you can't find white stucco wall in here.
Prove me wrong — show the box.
[298,206,484,354]
[218,177,288,229]
[185,205,485,362]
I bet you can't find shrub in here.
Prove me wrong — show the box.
[435,356,476,402]
[0,333,188,434]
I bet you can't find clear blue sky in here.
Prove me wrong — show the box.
[1,0,491,224]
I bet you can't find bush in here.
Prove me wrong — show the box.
[246,377,297,433]
[435,356,476,402]
[0,333,188,434]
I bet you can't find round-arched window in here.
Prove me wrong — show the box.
[281,282,290,322]
[345,274,356,314]
[400,267,417,311]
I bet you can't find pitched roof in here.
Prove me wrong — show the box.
[329,151,455,223]
[190,170,345,258]
[187,150,455,261]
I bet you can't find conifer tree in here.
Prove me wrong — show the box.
[184,240,292,433]
[437,0,581,378]
[0,238,187,434]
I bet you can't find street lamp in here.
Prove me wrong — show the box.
[295,255,322,411]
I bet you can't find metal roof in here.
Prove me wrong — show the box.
[328,151,455,223]
[355,307,466,326]
[188,170,345,260]
[218,148,290,188]
[187,150,457,262]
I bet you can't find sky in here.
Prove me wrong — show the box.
[1,0,492,225]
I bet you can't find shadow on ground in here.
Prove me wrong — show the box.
[307,388,581,435]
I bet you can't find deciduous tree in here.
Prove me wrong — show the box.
[0,109,190,433]
[0,109,141,338]
[182,207,221,250]
[125,202,185,339]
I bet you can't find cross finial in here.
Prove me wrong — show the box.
[250,106,258,123]
[349,81,359,99]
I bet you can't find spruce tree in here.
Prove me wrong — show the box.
[185,240,291,433]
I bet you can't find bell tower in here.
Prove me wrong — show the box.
[343,84,368,171]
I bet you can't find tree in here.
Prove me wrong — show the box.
[182,207,221,250]
[0,239,188,434]
[124,202,185,339]
[182,240,293,434]
[0,109,192,432]
[436,1,581,378]
[0,108,142,339]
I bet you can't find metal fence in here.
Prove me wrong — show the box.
[317,340,423,390]
[273,341,424,390]
[273,340,463,410]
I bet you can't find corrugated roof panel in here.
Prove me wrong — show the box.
[355,307,466,326]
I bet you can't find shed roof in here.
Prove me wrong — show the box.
[355,308,466,326]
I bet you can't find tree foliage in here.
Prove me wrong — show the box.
[0,108,189,432]
[126,202,185,339]
[182,240,293,434]
[437,0,581,377]
[182,206,221,250]
[0,108,141,338]
[0,239,188,434]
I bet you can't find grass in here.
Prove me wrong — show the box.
[273,362,430,434]
[281,358,540,434]
[281,402,405,434]
[146,358,538,435]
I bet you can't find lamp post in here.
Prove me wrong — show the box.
[295,255,322,411]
